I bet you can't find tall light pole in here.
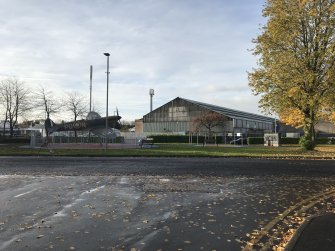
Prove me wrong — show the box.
[104,53,110,151]
[89,65,93,112]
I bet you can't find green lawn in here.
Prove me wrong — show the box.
[1,143,335,159]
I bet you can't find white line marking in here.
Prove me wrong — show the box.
[0,236,18,250]
[159,179,170,183]
[119,177,129,184]
[14,190,35,198]
[52,185,105,218]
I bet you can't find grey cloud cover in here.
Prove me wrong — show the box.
[0,0,266,120]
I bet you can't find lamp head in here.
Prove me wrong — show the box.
[104,53,110,56]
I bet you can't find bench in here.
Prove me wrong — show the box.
[139,138,154,148]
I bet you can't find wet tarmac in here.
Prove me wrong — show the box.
[0,157,334,251]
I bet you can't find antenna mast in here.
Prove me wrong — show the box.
[149,89,154,112]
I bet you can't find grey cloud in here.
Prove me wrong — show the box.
[0,0,265,120]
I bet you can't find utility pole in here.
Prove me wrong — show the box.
[104,53,110,151]
[89,65,93,112]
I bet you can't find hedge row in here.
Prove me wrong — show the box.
[148,135,335,145]
[148,135,225,144]
[150,135,258,145]
[0,137,30,144]
[247,137,264,145]
[247,137,335,145]
[316,138,335,144]
[149,135,201,143]
[51,136,124,144]
[281,137,299,144]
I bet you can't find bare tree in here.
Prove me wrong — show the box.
[0,78,31,137]
[35,87,61,119]
[0,84,8,135]
[65,92,88,121]
[65,92,89,138]
[193,112,226,136]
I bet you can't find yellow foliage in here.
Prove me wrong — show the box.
[250,0,335,143]
[279,108,305,128]
[330,112,335,124]
[287,87,299,97]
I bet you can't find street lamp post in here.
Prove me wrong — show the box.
[104,53,110,151]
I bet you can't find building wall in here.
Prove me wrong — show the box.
[143,98,204,123]
[278,121,335,137]
[316,121,335,135]
[143,98,234,134]
[142,97,335,136]
[142,98,273,135]
[135,119,143,134]
[144,98,201,133]
[144,121,190,134]
[233,118,272,131]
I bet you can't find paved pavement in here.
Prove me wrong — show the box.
[285,213,335,251]
[0,157,334,251]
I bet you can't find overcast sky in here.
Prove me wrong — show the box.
[0,0,266,121]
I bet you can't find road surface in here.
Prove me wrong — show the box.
[0,157,334,250]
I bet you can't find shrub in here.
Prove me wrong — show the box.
[0,136,30,144]
[280,137,299,144]
[51,136,124,144]
[147,135,223,144]
[247,137,264,145]
[299,136,316,150]
[148,135,189,143]
[316,138,329,144]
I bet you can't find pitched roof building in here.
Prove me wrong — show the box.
[141,97,275,135]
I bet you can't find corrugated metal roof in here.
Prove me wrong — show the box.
[180,97,274,123]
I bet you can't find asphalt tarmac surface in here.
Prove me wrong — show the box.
[0,157,334,251]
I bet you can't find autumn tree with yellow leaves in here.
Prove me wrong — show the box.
[249,0,335,150]
[279,108,305,128]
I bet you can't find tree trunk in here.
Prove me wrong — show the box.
[74,115,77,142]
[9,124,14,138]
[301,111,316,150]
[2,119,6,136]
[3,112,8,136]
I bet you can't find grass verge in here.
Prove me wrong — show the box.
[0,143,335,159]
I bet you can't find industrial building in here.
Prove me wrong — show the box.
[137,97,275,136]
